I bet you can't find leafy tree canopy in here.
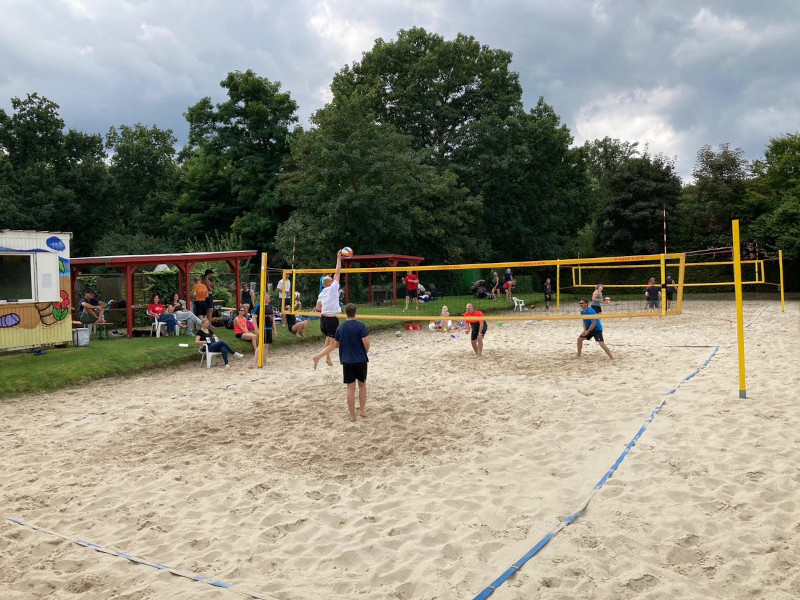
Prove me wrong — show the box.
[331,27,522,164]
[273,99,479,267]
[173,70,299,252]
[596,153,681,256]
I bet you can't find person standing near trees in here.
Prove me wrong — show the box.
[665,274,676,310]
[202,269,216,321]
[403,271,419,310]
[543,278,553,310]
[192,276,207,316]
[591,283,604,313]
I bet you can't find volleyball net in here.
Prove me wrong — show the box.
[268,253,688,323]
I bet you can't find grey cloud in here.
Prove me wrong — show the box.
[0,0,798,180]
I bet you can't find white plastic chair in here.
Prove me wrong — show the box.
[512,297,526,311]
[148,314,167,337]
[198,347,223,368]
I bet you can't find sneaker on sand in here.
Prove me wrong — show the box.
[225,363,231,368]
[233,352,244,359]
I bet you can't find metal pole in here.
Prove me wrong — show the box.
[732,220,746,399]
[779,250,785,312]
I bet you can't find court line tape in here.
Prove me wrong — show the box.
[3,517,278,600]
[746,305,769,328]
[472,345,720,600]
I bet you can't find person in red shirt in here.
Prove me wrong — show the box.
[403,271,420,310]
[148,293,178,336]
[463,303,487,357]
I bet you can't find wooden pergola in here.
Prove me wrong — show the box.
[70,251,258,338]
[341,254,424,307]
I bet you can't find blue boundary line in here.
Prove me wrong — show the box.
[472,345,720,600]
[3,517,275,600]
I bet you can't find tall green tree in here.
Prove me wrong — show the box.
[574,137,641,256]
[595,153,681,255]
[676,143,749,249]
[105,123,179,242]
[331,27,523,165]
[327,28,593,261]
[169,70,298,252]
[273,100,478,267]
[0,93,110,255]
[748,133,800,263]
[453,98,591,260]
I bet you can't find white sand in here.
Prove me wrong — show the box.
[1,299,799,599]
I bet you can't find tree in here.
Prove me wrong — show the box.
[330,27,523,165]
[326,28,594,262]
[574,137,641,256]
[676,143,749,249]
[273,100,478,267]
[748,133,800,264]
[453,98,591,260]
[0,93,111,255]
[596,153,682,256]
[170,70,298,252]
[105,123,179,240]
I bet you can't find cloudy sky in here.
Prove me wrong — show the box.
[2,0,798,180]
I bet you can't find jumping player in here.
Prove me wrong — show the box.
[313,250,343,369]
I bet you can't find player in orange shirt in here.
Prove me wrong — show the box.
[463,303,487,357]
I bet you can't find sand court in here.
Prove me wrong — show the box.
[1,299,799,599]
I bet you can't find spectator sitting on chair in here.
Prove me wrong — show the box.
[168,292,202,336]
[233,305,259,358]
[79,290,106,324]
[148,294,178,336]
[196,318,242,368]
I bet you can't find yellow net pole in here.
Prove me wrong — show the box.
[677,252,686,314]
[660,254,666,316]
[256,252,267,368]
[779,250,785,312]
[556,264,561,311]
[732,220,746,399]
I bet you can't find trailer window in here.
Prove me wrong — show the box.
[0,254,34,303]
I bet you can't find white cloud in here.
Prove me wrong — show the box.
[574,86,689,164]
[307,1,381,67]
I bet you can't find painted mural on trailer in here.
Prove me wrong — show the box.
[0,231,72,350]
